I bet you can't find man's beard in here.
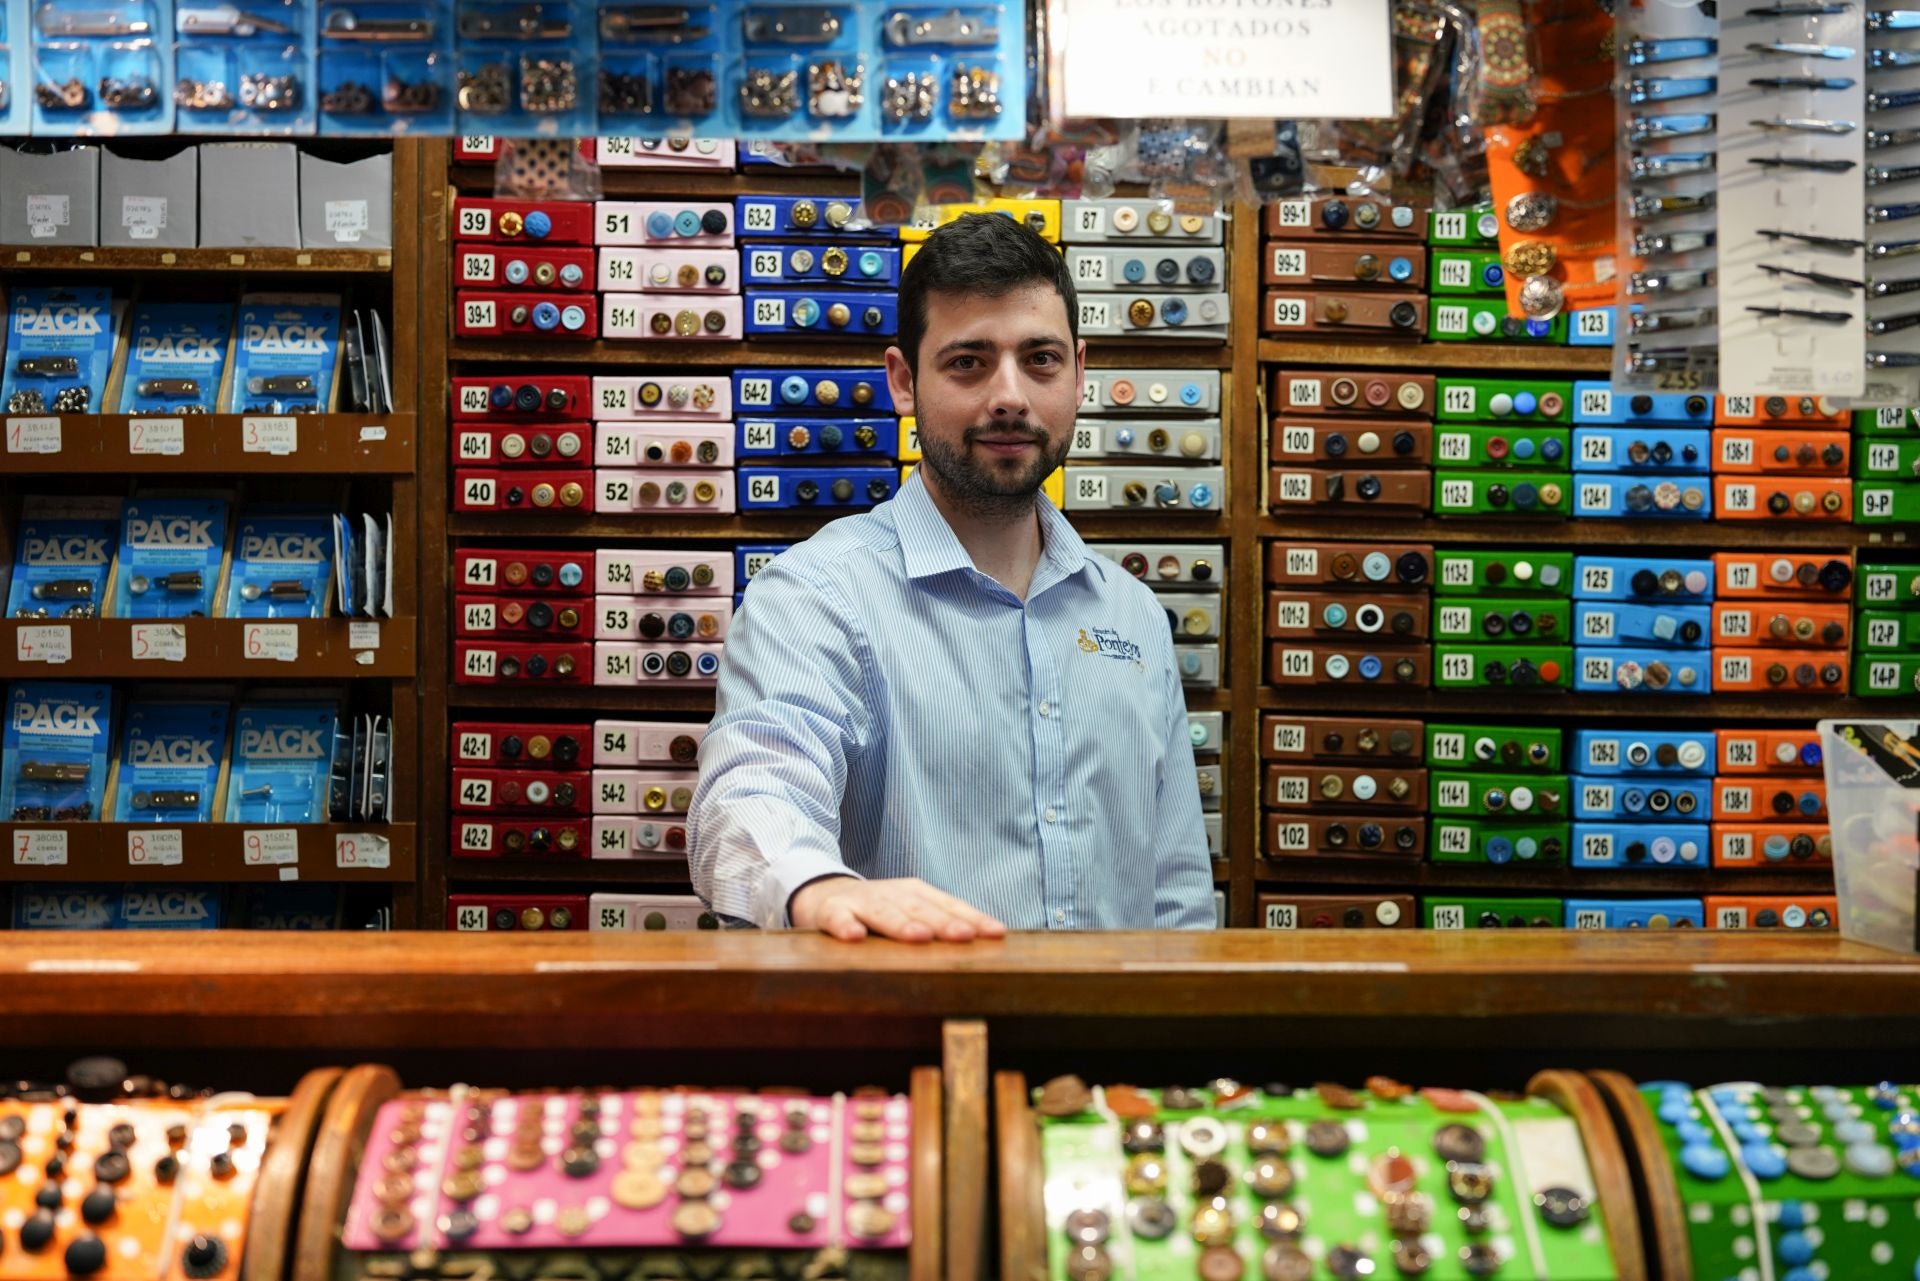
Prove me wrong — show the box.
[915,416,1075,521]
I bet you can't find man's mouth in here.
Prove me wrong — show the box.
[974,435,1041,455]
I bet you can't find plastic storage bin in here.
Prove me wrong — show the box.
[1819,718,1920,953]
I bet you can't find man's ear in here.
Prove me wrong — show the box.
[883,345,917,417]
[1075,337,1088,382]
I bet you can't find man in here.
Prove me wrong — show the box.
[688,212,1214,941]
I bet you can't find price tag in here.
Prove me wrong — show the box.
[129,417,185,455]
[349,621,381,650]
[122,195,168,239]
[13,830,67,866]
[15,625,71,664]
[128,829,183,866]
[242,416,298,455]
[131,623,187,662]
[324,199,370,243]
[7,417,62,454]
[27,194,69,237]
[335,832,391,870]
[243,623,300,662]
[243,829,299,865]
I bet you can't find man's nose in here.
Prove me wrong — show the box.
[986,356,1031,417]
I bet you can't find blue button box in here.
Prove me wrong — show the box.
[1571,729,1716,775]
[1567,307,1617,346]
[1571,474,1713,519]
[735,544,791,584]
[1571,776,1712,821]
[1573,648,1713,694]
[1565,897,1705,928]
[741,242,903,287]
[1572,381,1714,424]
[738,417,896,458]
[739,466,899,510]
[1571,822,1711,868]
[745,289,898,337]
[734,369,895,414]
[1574,602,1712,648]
[734,194,893,239]
[1572,557,1715,602]
[1571,426,1712,471]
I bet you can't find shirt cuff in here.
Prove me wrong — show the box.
[757,846,864,930]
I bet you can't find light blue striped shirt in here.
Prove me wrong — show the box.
[689,471,1215,931]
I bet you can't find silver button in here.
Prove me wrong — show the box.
[1038,700,1051,716]
[1045,807,1058,823]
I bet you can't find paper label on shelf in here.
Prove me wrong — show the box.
[242,416,298,455]
[335,832,390,870]
[129,417,185,455]
[15,625,71,664]
[279,866,299,880]
[122,196,168,239]
[349,621,380,650]
[243,623,299,662]
[359,424,387,442]
[325,200,369,243]
[243,829,299,866]
[130,623,187,662]
[7,417,61,454]
[128,829,184,866]
[14,830,68,866]
[26,195,69,237]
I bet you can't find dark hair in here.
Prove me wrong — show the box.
[895,211,1078,375]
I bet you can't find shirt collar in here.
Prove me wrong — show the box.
[893,469,1104,587]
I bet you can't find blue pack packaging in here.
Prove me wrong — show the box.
[5,496,120,620]
[112,497,228,618]
[30,0,175,134]
[111,698,229,822]
[226,701,339,822]
[2,680,115,821]
[13,884,119,929]
[114,884,226,928]
[225,506,335,618]
[317,0,454,136]
[233,883,341,929]
[226,292,342,413]
[117,300,235,414]
[172,0,315,134]
[452,0,593,137]
[1,284,119,415]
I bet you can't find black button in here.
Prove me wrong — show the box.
[66,1235,108,1277]
[700,210,728,235]
[1509,612,1533,637]
[1625,841,1648,863]
[92,1151,129,1185]
[1342,907,1364,927]
[1324,472,1345,500]
[1481,612,1506,638]
[1394,826,1418,850]
[1487,483,1509,507]
[530,563,555,587]
[1756,909,1781,928]
[1325,433,1348,458]
[81,1187,116,1225]
[1679,621,1703,643]
[1389,301,1419,328]
[19,1211,55,1252]
[1391,611,1416,635]
[1479,911,1503,927]
[1630,569,1659,596]
[1630,394,1653,414]
[1326,822,1350,848]
[1355,475,1382,500]
[1392,430,1416,455]
[209,1152,236,1180]
[107,1124,135,1151]
[0,1141,19,1177]
[513,384,542,412]
[546,388,570,412]
[504,486,524,506]
[525,654,549,678]
[0,1117,22,1142]
[154,1154,179,1184]
[35,1185,62,1210]
[1396,552,1428,584]
[1357,823,1383,848]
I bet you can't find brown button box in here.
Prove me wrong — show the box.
[1259,715,1426,762]
[1267,642,1432,686]
[1264,812,1428,859]
[1264,542,1435,589]
[1262,196,1427,239]
[1264,241,1429,287]
[1264,764,1427,809]
[1264,290,1428,338]
[1268,467,1432,513]
[1266,590,1430,641]
[1257,893,1418,929]
[1270,370,1436,417]
[1270,419,1433,466]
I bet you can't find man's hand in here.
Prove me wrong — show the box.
[789,876,1008,942]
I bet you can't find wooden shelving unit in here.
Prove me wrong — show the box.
[0,822,417,883]
[0,414,416,475]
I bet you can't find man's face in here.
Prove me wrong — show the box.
[885,282,1085,516]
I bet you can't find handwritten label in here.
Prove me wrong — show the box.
[335,832,391,870]
[128,829,184,866]
[131,623,187,662]
[129,417,185,455]
[243,623,299,662]
[15,625,71,664]
[349,621,380,650]
[359,424,387,442]
[122,195,168,239]
[324,199,370,243]
[14,830,67,866]
[7,417,62,454]
[243,829,299,866]
[242,416,298,455]
[26,194,69,237]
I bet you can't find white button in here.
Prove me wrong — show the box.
[1054,909,1066,923]
[1038,701,1051,717]
[1045,807,1058,823]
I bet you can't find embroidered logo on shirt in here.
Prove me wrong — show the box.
[1078,627,1144,669]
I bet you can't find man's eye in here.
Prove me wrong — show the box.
[1030,351,1062,367]
[949,356,979,371]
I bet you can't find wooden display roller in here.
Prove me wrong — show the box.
[245,1066,346,1281]
[1525,1068,1648,1281]
[993,1071,1049,1281]
[294,1063,404,1281]
[1589,1068,1695,1281]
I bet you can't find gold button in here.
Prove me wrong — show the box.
[1146,210,1174,235]
[822,247,849,276]
[1319,774,1344,799]
[671,1201,721,1240]
[675,309,700,336]
[500,1207,533,1235]
[846,1203,895,1239]
[1190,1200,1234,1246]
[677,263,699,287]
[1123,481,1147,506]
[1125,1153,1167,1195]
[650,312,673,335]
[531,483,556,507]
[849,381,873,405]
[499,211,524,236]
[1128,298,1156,327]
[791,200,818,228]
[1504,240,1556,277]
[1179,214,1206,234]
[555,1207,591,1237]
[1324,298,1349,323]
[527,735,552,759]
[846,1171,889,1199]
[676,1167,716,1199]
[850,1143,886,1167]
[556,828,578,851]
[1822,491,1844,512]
[1183,609,1210,636]
[814,379,841,405]
[1540,482,1564,505]
[693,481,717,503]
[644,787,668,812]
[533,262,556,285]
[1147,428,1170,452]
[559,482,584,507]
[611,1170,666,1209]
[827,302,851,327]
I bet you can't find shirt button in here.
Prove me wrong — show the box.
[1045,807,1058,823]
[1038,700,1051,717]
[1054,910,1066,923]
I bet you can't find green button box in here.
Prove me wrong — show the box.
[1854,652,1920,696]
[1431,597,1572,643]
[1433,424,1572,471]
[1429,298,1570,344]
[1854,406,1920,431]
[1427,205,1501,247]
[1426,723,1564,771]
[1431,818,1572,865]
[1436,379,1575,422]
[1433,549,1575,596]
[1429,248,1506,295]
[1434,644,1575,690]
[1855,436,1920,478]
[1855,481,1920,523]
[1857,610,1920,651]
[1424,895,1566,927]
[1432,472,1572,517]
[1430,771,1570,816]
[1856,563,1920,609]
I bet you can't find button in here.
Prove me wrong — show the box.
[1045,807,1058,823]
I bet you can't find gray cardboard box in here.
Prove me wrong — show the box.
[198,143,300,248]
[298,152,394,250]
[100,148,200,249]
[0,146,102,247]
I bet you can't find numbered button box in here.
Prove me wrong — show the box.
[453,198,596,245]
[1264,541,1433,589]
[1083,369,1220,413]
[1434,550,1572,596]
[1264,763,1426,809]
[1431,473,1569,517]
[1270,370,1434,417]
[734,367,893,413]
[741,241,902,286]
[1070,247,1227,291]
[453,722,591,769]
[1427,205,1501,247]
[454,641,592,685]
[598,247,739,293]
[1095,543,1226,589]
[898,199,1063,243]
[1433,424,1570,470]
[1436,597,1572,644]
[453,422,590,468]
[1716,728,1823,775]
[1425,896,1567,928]
[743,289,897,337]
[592,720,706,767]
[1268,467,1431,513]
[1263,714,1426,763]
[594,594,732,642]
[591,375,730,420]
[1432,644,1572,691]
[449,894,590,930]
[1854,561,1920,608]
[587,894,717,932]
[455,291,598,339]
[1856,436,1920,477]
[1070,417,1222,462]
[738,416,893,459]
[1062,199,1224,245]
[594,641,724,685]
[1064,466,1223,512]
[1712,551,1854,598]
[1435,379,1574,423]
[1427,723,1563,772]
[1703,895,1837,930]
[1714,392,1847,427]
[596,421,734,468]
[1264,241,1425,288]
[735,194,885,239]
[735,544,790,586]
[1570,427,1711,472]
[454,376,590,419]
[1574,602,1711,649]
[1711,647,1848,693]
[1565,306,1614,346]
[1571,475,1713,519]
[452,768,592,815]
[1267,589,1430,641]
[1856,609,1920,651]
[1840,652,1907,693]
[1270,418,1431,465]
[1858,406,1920,431]
[1177,642,1222,688]
[1430,772,1570,818]
[738,465,897,510]
[1572,556,1713,603]
[1572,647,1709,694]
[457,549,594,596]
[1712,823,1833,869]
[601,294,743,340]
[455,593,591,638]
[458,245,595,291]
[1571,775,1710,821]
[451,819,592,860]
[1264,195,1423,239]
[589,817,691,861]
[595,201,735,246]
[1428,820,1569,867]
[594,550,733,597]
[1195,763,1223,810]
[1428,248,1505,296]
[1570,821,1709,869]
[1262,289,1425,338]
[598,469,737,514]
[594,137,736,168]
[1078,292,1230,337]
[1565,898,1705,929]
[1159,591,1223,641]
[1712,777,1827,822]
[1715,476,1852,521]
[1855,482,1920,523]
[1570,381,1713,425]
[1572,729,1714,776]
[1266,642,1431,687]
[1714,430,1850,474]
[1264,813,1428,860]
[590,769,697,816]
[454,469,592,513]
[1257,893,1416,930]
[455,136,504,162]
[1712,601,1850,648]
[1428,298,1568,344]
[1188,710,1225,755]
